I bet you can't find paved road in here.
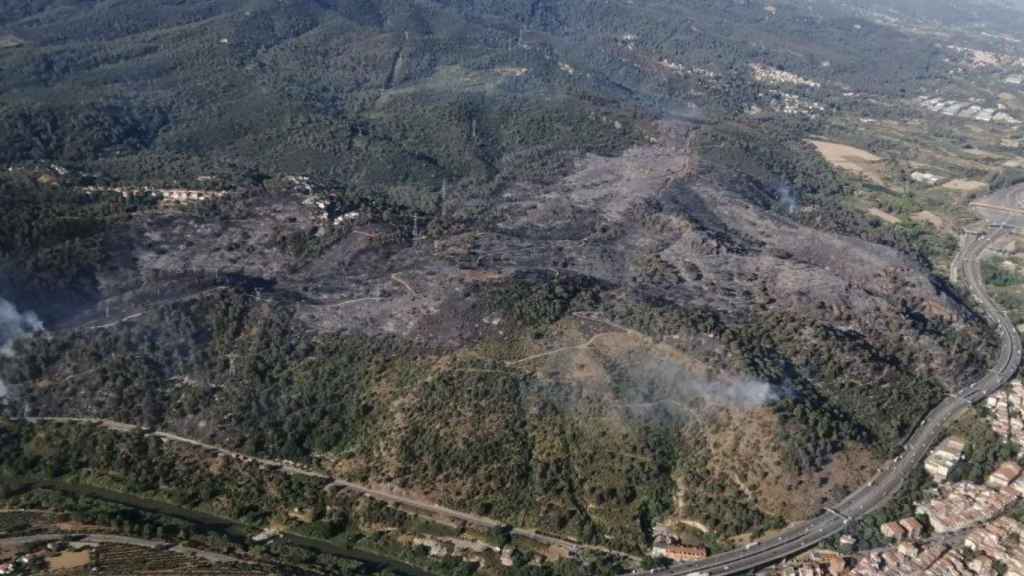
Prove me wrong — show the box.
[645,230,1022,576]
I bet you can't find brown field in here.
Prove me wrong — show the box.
[937,177,991,199]
[49,550,91,570]
[939,179,988,193]
[807,140,886,185]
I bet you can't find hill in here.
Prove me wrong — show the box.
[0,0,1000,561]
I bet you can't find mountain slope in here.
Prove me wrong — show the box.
[0,0,998,557]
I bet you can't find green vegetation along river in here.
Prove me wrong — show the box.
[1,477,434,576]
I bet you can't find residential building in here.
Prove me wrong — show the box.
[879,521,906,540]
[924,436,965,482]
[987,461,1022,489]
[655,546,709,562]
[897,517,923,539]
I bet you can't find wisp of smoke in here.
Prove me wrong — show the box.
[624,355,779,412]
[0,297,43,357]
[0,297,44,399]
[775,184,799,215]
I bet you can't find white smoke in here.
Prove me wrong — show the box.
[0,297,43,356]
[621,354,779,412]
[776,184,799,215]
[697,378,777,409]
[0,297,44,399]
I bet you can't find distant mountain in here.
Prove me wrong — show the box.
[791,0,1024,32]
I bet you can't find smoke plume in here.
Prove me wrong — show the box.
[619,354,779,414]
[775,184,799,215]
[0,297,44,399]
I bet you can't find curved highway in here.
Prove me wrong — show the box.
[646,230,1022,576]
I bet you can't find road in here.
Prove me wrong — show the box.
[646,230,1022,576]
[20,418,633,560]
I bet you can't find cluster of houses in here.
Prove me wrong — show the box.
[878,517,924,541]
[755,91,826,117]
[923,436,965,482]
[776,374,1024,576]
[774,552,847,576]
[915,96,1021,125]
[82,185,226,204]
[962,516,1024,575]
[750,64,821,89]
[986,379,1024,447]
[916,462,1023,533]
[850,515,1024,576]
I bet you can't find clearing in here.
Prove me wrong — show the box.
[48,550,91,570]
[939,179,989,193]
[912,211,948,231]
[807,140,886,185]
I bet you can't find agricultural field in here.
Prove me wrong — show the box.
[807,140,886,187]
[982,245,1024,326]
[47,549,90,571]
[91,543,269,575]
[807,65,1024,277]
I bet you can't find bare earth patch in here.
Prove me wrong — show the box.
[939,179,988,193]
[912,210,948,231]
[807,140,885,185]
[48,550,91,570]
[867,207,901,224]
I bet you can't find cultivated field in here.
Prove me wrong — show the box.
[807,139,886,185]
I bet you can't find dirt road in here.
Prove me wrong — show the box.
[22,417,635,560]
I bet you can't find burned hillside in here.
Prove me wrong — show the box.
[0,116,996,552]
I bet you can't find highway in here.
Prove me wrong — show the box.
[646,230,1023,576]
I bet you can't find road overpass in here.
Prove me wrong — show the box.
[645,231,1022,576]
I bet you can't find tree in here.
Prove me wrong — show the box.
[488,525,513,547]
